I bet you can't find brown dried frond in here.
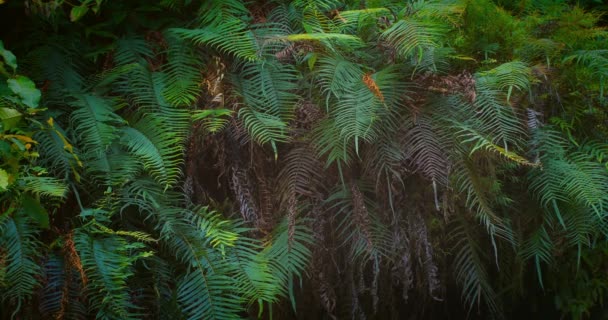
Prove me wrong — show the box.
[371,256,381,314]
[227,118,251,146]
[409,212,441,300]
[275,44,296,62]
[64,232,87,286]
[203,56,226,99]
[230,167,259,223]
[426,71,476,103]
[351,183,374,253]
[363,73,385,102]
[278,145,324,205]
[390,227,413,302]
[287,195,297,247]
[294,100,324,132]
[255,176,274,232]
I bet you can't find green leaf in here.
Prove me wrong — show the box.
[0,107,22,130]
[307,52,317,71]
[21,195,49,229]
[0,40,17,71]
[0,168,8,191]
[7,76,41,108]
[70,5,89,22]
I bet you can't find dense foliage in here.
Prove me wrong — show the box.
[0,0,607,319]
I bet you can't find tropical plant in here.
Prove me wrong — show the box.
[1,0,607,319]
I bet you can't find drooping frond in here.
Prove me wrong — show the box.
[69,94,124,179]
[160,33,204,107]
[120,114,185,188]
[520,226,553,287]
[451,216,501,315]
[404,114,450,186]
[18,176,68,199]
[176,260,243,320]
[477,61,531,102]
[232,59,300,147]
[0,212,42,313]
[74,227,149,320]
[381,18,447,62]
[172,1,258,61]
[452,157,514,245]
[263,218,313,286]
[528,127,608,225]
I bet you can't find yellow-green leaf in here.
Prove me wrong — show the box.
[0,107,22,130]
[0,168,9,191]
[70,5,89,22]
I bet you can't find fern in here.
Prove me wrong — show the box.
[161,33,204,107]
[120,115,185,188]
[381,18,447,62]
[451,216,501,315]
[0,211,42,315]
[232,58,300,148]
[74,227,149,320]
[173,21,258,61]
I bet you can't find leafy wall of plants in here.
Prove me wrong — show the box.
[1,0,607,319]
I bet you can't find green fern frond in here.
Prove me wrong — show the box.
[161,33,204,107]
[69,94,125,179]
[120,115,184,188]
[74,228,149,320]
[381,18,447,62]
[176,261,243,320]
[39,252,66,317]
[263,218,313,283]
[18,176,67,198]
[520,226,553,288]
[172,18,259,61]
[233,59,300,147]
[477,61,531,102]
[34,119,82,180]
[192,109,233,133]
[0,211,42,314]
[528,128,608,225]
[452,158,514,245]
[316,55,362,106]
[451,216,501,315]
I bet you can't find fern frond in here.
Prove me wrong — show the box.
[404,114,451,186]
[528,128,608,224]
[451,216,501,315]
[477,61,531,102]
[0,211,42,312]
[69,94,125,179]
[381,18,446,62]
[160,33,204,107]
[74,228,148,320]
[120,114,185,188]
[18,176,67,198]
[233,59,300,147]
[172,19,258,61]
[39,252,66,317]
[176,261,243,320]
[520,226,552,288]
[316,55,363,106]
[452,158,514,245]
[263,218,313,283]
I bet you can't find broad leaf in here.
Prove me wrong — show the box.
[21,195,49,229]
[0,40,17,71]
[7,76,41,108]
